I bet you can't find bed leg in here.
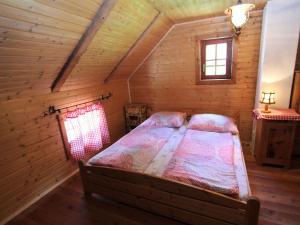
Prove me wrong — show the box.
[246,197,260,225]
[78,161,91,197]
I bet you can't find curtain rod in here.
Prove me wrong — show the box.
[43,92,112,117]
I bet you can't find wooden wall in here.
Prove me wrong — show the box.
[292,37,300,156]
[291,72,300,156]
[0,0,129,223]
[130,11,263,143]
[295,37,300,71]
[0,81,129,221]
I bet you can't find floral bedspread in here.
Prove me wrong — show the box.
[88,126,175,172]
[163,129,239,196]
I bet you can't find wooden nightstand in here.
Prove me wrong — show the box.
[124,104,148,132]
[253,109,300,168]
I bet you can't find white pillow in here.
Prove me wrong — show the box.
[187,114,239,134]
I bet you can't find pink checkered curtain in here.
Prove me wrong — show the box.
[63,103,110,161]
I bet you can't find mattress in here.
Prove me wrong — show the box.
[88,124,250,200]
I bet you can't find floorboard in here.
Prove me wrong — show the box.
[6,151,300,225]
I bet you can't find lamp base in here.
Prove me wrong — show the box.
[234,27,241,36]
[261,104,271,113]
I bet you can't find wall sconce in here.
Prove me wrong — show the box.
[225,0,255,36]
[260,91,275,113]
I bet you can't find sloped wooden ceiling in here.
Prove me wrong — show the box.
[104,13,173,82]
[0,0,269,94]
[0,0,173,95]
[61,0,166,91]
[0,0,103,98]
[52,0,269,89]
[149,0,268,22]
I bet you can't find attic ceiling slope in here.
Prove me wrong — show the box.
[0,0,269,94]
[104,12,163,83]
[51,0,118,92]
[61,0,160,91]
[150,0,268,23]
[0,0,102,100]
[104,13,174,82]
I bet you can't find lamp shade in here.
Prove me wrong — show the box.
[225,0,255,35]
[260,92,275,104]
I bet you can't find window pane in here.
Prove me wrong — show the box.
[216,59,226,66]
[216,66,226,75]
[206,66,215,75]
[206,44,216,60]
[217,43,227,59]
[206,60,215,66]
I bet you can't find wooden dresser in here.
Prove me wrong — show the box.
[253,109,300,168]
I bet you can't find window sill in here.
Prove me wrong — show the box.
[196,78,236,85]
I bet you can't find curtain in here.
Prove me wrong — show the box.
[63,103,110,161]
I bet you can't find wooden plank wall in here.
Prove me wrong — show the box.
[295,37,300,71]
[130,11,263,143]
[0,0,129,222]
[0,81,129,221]
[292,38,300,155]
[291,72,300,156]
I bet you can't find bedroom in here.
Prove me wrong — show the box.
[0,0,300,224]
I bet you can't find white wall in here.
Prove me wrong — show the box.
[255,0,300,109]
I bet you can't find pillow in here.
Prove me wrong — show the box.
[187,114,239,134]
[148,111,187,128]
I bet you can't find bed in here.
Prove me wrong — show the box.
[79,112,260,225]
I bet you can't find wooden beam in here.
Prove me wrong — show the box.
[103,12,162,84]
[51,0,118,92]
[127,22,174,81]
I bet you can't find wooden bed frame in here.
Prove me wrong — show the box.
[79,161,260,225]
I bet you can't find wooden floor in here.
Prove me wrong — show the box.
[6,151,300,225]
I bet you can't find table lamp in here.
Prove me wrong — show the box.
[260,91,275,113]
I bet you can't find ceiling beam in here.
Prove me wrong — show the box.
[103,12,162,84]
[127,19,174,82]
[51,0,118,92]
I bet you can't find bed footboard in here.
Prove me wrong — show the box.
[79,161,259,225]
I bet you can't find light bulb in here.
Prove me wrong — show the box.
[231,5,248,28]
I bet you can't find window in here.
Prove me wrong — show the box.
[58,103,110,161]
[198,37,234,83]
